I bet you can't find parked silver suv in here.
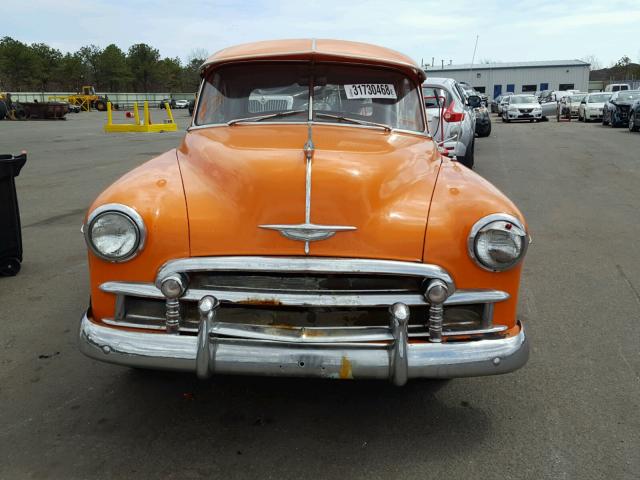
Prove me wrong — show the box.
[422,77,480,168]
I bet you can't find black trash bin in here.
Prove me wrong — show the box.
[0,152,27,276]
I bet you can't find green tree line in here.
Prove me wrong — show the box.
[0,37,205,93]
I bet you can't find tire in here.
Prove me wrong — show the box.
[529,119,534,123]
[0,257,21,276]
[95,100,107,111]
[458,141,474,169]
[630,113,639,132]
[15,107,27,120]
[477,122,491,137]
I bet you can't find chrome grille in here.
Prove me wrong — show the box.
[101,257,509,340]
[111,297,490,336]
[189,272,421,293]
[248,96,293,113]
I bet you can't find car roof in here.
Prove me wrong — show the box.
[202,39,425,81]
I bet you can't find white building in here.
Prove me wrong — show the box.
[425,60,590,99]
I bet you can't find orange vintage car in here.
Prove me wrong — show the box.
[79,39,529,385]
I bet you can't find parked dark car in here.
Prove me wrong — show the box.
[491,95,504,113]
[159,98,176,109]
[602,91,640,127]
[629,100,640,132]
[458,82,491,137]
[473,103,491,137]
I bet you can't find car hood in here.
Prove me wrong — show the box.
[611,100,636,107]
[177,124,441,261]
[511,103,540,109]
[586,102,605,108]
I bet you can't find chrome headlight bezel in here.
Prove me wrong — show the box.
[84,203,146,263]
[467,213,528,272]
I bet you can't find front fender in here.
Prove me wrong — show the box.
[423,160,527,330]
[85,150,190,322]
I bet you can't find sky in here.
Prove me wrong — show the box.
[4,0,640,68]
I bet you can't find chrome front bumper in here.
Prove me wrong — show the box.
[79,313,529,384]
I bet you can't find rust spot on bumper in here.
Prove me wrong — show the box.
[339,356,353,379]
[242,298,282,306]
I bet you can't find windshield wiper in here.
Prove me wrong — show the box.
[314,113,392,132]
[227,109,307,126]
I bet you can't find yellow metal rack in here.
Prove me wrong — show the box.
[104,101,178,133]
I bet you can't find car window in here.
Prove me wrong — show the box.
[453,83,467,102]
[422,86,452,109]
[197,62,425,132]
[588,94,610,103]
[616,91,640,101]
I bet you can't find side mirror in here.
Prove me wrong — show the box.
[467,95,481,108]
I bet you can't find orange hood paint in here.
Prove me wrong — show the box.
[177,124,442,261]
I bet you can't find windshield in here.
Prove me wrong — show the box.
[510,96,537,104]
[195,62,425,132]
[569,95,586,102]
[616,92,640,101]
[588,94,610,103]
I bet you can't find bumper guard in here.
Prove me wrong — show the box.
[79,308,529,384]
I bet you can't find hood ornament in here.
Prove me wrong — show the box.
[260,123,356,254]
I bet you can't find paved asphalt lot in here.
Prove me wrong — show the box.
[0,111,638,479]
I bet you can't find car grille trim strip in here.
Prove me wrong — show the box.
[101,281,509,308]
[155,257,456,292]
[100,317,508,341]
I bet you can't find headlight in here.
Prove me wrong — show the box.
[84,204,146,262]
[468,214,528,272]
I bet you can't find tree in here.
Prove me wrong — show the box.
[614,55,631,68]
[580,55,601,71]
[127,43,160,92]
[1,37,208,93]
[96,44,131,91]
[0,37,40,90]
[54,53,85,91]
[180,57,203,93]
[157,57,183,91]
[77,44,102,86]
[30,43,63,91]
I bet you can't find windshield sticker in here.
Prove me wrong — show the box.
[345,84,397,100]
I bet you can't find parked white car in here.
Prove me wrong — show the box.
[538,90,572,119]
[578,92,612,122]
[423,77,480,169]
[498,94,513,114]
[604,83,630,92]
[501,95,543,122]
[174,99,190,109]
[566,93,587,117]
